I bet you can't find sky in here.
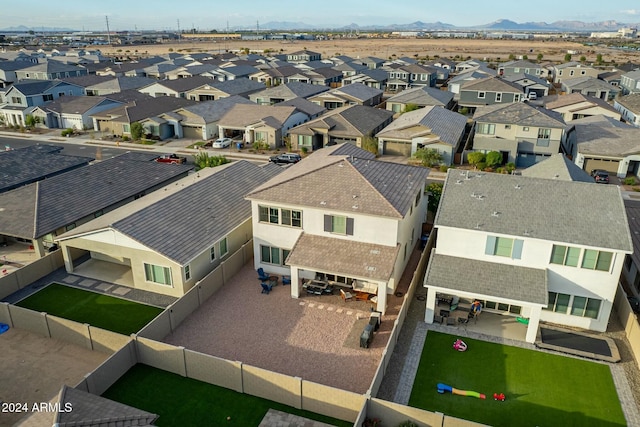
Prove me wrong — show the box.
[3,0,639,31]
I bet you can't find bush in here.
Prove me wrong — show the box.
[439,165,449,172]
[476,162,486,170]
[122,135,130,141]
[485,151,503,168]
[61,128,74,137]
[624,177,637,186]
[412,147,443,167]
[397,421,419,427]
[506,162,516,173]
[468,151,486,168]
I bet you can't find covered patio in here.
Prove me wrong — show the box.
[423,253,548,343]
[285,233,400,314]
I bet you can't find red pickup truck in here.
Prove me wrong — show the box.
[155,154,187,164]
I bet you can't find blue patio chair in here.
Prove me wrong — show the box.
[261,282,273,294]
[257,267,270,281]
[282,275,291,286]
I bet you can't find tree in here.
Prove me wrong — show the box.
[361,136,378,156]
[427,182,443,213]
[596,53,603,65]
[467,151,485,168]
[402,103,420,113]
[579,55,587,63]
[412,148,443,167]
[485,151,503,168]
[508,53,515,60]
[564,53,572,62]
[24,114,39,127]
[130,122,144,140]
[537,53,544,62]
[522,54,528,60]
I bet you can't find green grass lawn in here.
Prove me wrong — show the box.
[408,331,625,427]
[16,283,163,335]
[102,364,352,427]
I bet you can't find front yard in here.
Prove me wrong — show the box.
[16,283,163,335]
[408,331,625,427]
[102,364,352,427]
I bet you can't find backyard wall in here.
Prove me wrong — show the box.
[615,284,640,369]
[0,303,129,353]
[302,380,365,422]
[137,241,251,341]
[184,349,243,393]
[75,340,137,395]
[368,239,432,397]
[0,248,85,300]
[366,398,444,427]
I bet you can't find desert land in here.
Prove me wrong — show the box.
[101,37,640,64]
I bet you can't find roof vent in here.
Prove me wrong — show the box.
[474,222,482,229]
[471,192,478,198]
[320,201,327,205]
[514,184,522,190]
[370,249,381,255]
[352,194,358,199]
[523,230,531,236]
[365,266,377,271]
[352,204,359,209]
[491,211,501,217]
[456,179,463,184]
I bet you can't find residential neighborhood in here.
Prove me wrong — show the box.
[1,12,640,427]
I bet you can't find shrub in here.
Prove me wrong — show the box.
[122,135,130,141]
[485,151,503,168]
[412,147,443,167]
[624,177,637,186]
[397,421,419,427]
[476,162,486,170]
[496,167,505,174]
[61,128,74,137]
[468,151,485,168]
[459,107,469,115]
[439,165,449,172]
[506,162,516,173]
[130,122,144,140]
[300,146,308,155]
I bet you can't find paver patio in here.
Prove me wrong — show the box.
[164,249,420,394]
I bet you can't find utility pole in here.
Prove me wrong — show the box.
[105,16,111,46]
[177,19,181,43]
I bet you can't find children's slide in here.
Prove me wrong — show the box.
[437,383,486,399]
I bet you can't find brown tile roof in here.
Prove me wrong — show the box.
[246,144,429,218]
[286,233,399,281]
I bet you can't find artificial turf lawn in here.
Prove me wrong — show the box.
[408,331,626,427]
[102,364,352,427]
[16,283,162,335]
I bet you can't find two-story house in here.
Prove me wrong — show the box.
[138,76,214,98]
[614,93,640,127]
[620,70,640,95]
[14,59,88,80]
[383,63,438,92]
[472,102,566,167]
[458,76,524,113]
[498,59,549,79]
[0,79,85,126]
[248,82,329,105]
[307,83,383,110]
[553,62,600,84]
[502,73,550,99]
[341,69,389,91]
[286,50,322,63]
[385,86,455,113]
[246,144,430,314]
[424,167,632,342]
[543,92,621,122]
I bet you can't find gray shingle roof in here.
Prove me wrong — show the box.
[290,105,393,139]
[573,118,640,157]
[615,93,640,112]
[61,161,280,265]
[562,76,617,91]
[461,76,523,93]
[0,145,92,193]
[0,157,192,239]
[625,199,640,267]
[251,81,329,100]
[210,78,265,95]
[277,97,326,117]
[177,95,254,123]
[473,102,565,128]
[142,75,213,92]
[247,144,429,218]
[8,79,61,96]
[36,95,111,115]
[287,233,399,282]
[425,253,548,304]
[520,153,594,183]
[436,170,632,251]
[332,83,382,101]
[55,385,158,426]
[376,106,467,147]
[386,86,454,107]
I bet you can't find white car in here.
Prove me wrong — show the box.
[212,137,232,148]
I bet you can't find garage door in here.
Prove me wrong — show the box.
[583,158,619,174]
[383,140,412,156]
[182,126,202,139]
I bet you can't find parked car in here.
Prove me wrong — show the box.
[269,153,302,164]
[212,137,232,149]
[155,154,187,164]
[590,169,609,184]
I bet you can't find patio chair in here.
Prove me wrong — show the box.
[282,275,291,286]
[261,282,273,294]
[340,289,353,302]
[257,268,270,281]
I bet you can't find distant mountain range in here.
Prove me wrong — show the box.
[2,19,639,33]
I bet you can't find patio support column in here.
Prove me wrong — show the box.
[32,238,46,259]
[62,245,74,273]
[376,282,387,314]
[290,267,300,299]
[425,287,436,323]
[525,306,542,343]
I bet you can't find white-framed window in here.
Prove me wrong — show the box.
[514,94,521,102]
[260,245,290,266]
[485,236,523,259]
[219,237,228,257]
[550,245,580,267]
[144,263,172,286]
[478,91,486,99]
[523,127,529,132]
[505,125,511,130]
[210,246,216,261]
[324,214,354,235]
[545,292,601,319]
[537,128,551,139]
[184,264,191,281]
[259,205,302,228]
[476,123,495,135]
[581,249,613,272]
[495,92,502,102]
[569,70,575,76]
[297,135,312,147]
